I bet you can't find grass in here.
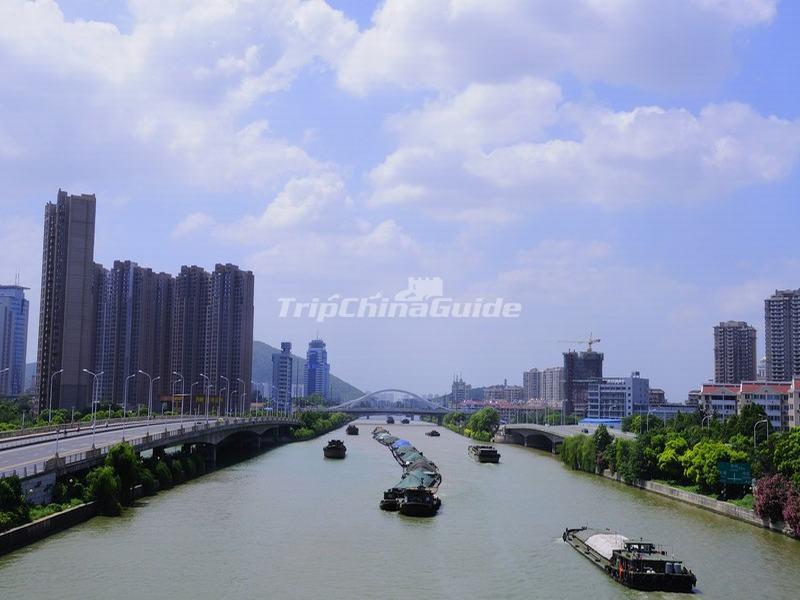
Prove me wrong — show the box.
[29,498,85,521]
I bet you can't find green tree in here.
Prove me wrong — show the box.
[85,466,121,516]
[657,435,688,481]
[773,428,800,487]
[153,460,174,489]
[105,442,141,506]
[680,439,747,492]
[467,408,500,436]
[0,475,31,532]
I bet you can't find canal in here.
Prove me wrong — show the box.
[2,420,799,599]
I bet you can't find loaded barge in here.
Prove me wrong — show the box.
[468,445,501,463]
[563,527,696,593]
[372,427,442,517]
[323,439,347,459]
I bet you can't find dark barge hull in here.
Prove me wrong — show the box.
[323,447,346,459]
[563,529,695,594]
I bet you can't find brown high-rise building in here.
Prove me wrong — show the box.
[714,320,757,384]
[172,266,211,411]
[36,190,97,413]
[206,264,255,414]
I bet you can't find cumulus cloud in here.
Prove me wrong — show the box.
[338,0,777,94]
[368,79,800,216]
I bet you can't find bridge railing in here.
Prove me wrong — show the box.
[0,415,299,480]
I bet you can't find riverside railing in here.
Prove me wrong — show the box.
[0,416,298,480]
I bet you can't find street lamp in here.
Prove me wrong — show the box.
[220,375,230,417]
[754,418,769,450]
[173,371,184,422]
[190,381,200,417]
[82,369,103,447]
[48,368,64,424]
[138,370,152,419]
[199,373,210,420]
[237,378,245,419]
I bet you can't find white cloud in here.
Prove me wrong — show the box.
[368,83,800,217]
[170,212,214,239]
[338,0,777,94]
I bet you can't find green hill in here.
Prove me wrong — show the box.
[252,340,363,404]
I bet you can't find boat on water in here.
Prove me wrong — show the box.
[401,418,410,424]
[373,428,442,517]
[346,424,359,435]
[563,527,697,593]
[386,416,395,424]
[425,430,440,437]
[468,445,501,463]
[323,439,347,459]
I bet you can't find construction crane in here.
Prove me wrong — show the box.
[557,333,601,352]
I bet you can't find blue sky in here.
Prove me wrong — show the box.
[1,0,799,400]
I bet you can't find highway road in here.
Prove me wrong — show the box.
[0,418,214,476]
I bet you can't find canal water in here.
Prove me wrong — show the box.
[2,420,799,599]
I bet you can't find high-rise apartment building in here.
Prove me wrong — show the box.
[172,266,210,412]
[542,367,564,406]
[0,284,29,396]
[36,190,97,412]
[304,338,330,401]
[765,289,800,381]
[272,342,294,413]
[563,350,603,416]
[207,264,254,413]
[714,320,757,384]
[523,368,541,400]
[450,376,471,407]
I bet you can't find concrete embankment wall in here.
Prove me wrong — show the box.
[0,502,99,557]
[600,469,793,537]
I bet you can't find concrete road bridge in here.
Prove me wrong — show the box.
[326,389,448,424]
[0,416,299,504]
[501,423,635,453]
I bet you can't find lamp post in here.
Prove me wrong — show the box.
[173,371,184,422]
[82,369,103,447]
[237,378,245,419]
[122,373,136,441]
[138,370,152,420]
[220,375,230,417]
[754,418,769,450]
[47,368,64,424]
[200,373,210,420]
[190,381,200,417]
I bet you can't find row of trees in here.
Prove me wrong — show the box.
[560,407,800,536]
[443,408,500,442]
[293,411,351,441]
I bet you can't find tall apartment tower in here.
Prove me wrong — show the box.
[36,190,97,412]
[272,342,293,413]
[304,338,330,401]
[0,284,29,396]
[714,320,757,384]
[207,264,254,413]
[172,266,210,412]
[542,367,564,405]
[94,261,175,411]
[765,289,800,381]
[523,368,541,401]
[451,375,471,407]
[563,350,603,416]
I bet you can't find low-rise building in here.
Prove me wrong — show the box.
[586,372,650,420]
[699,381,792,430]
[484,383,524,403]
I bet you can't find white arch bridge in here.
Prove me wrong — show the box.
[326,389,448,424]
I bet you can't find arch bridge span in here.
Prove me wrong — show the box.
[327,389,448,424]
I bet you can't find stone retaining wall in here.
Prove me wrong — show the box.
[600,469,793,537]
[0,502,98,557]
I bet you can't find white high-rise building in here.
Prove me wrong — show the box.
[586,372,650,420]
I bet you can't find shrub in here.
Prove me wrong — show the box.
[783,488,800,537]
[754,473,791,522]
[170,459,185,484]
[181,455,196,479]
[85,466,121,516]
[138,467,157,496]
[153,460,173,489]
[0,475,31,532]
[293,427,315,441]
[105,442,141,506]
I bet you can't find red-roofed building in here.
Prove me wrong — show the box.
[700,381,793,430]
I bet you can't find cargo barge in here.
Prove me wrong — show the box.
[373,427,442,517]
[346,424,359,435]
[563,527,696,593]
[468,445,501,463]
[323,439,346,459]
